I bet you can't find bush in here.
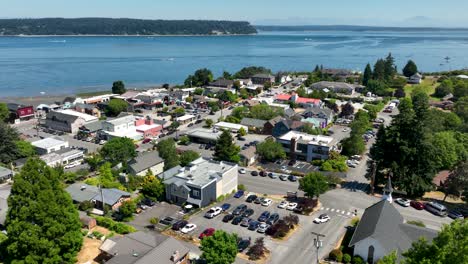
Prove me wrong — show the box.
[237,184,246,191]
[79,200,94,211]
[343,253,352,263]
[351,217,360,227]
[216,194,225,202]
[407,220,425,227]
[352,255,365,264]
[150,217,159,224]
[329,249,343,262]
[94,216,136,234]
[92,231,104,239]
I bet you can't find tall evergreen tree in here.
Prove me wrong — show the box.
[362,63,372,86]
[402,60,419,77]
[214,130,240,163]
[4,158,83,263]
[373,59,386,81]
[112,80,126,94]
[384,53,397,80]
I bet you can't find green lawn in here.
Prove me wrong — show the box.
[404,77,440,101]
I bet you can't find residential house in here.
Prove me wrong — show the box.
[0,166,13,183]
[349,199,437,263]
[45,109,98,134]
[207,78,234,89]
[128,151,165,176]
[7,103,34,122]
[432,170,450,189]
[171,89,190,102]
[322,68,356,81]
[0,185,11,227]
[164,158,238,207]
[31,136,69,154]
[310,81,362,95]
[251,74,275,85]
[301,107,334,127]
[213,122,248,133]
[135,93,170,110]
[99,231,190,264]
[272,119,305,137]
[276,130,338,161]
[240,118,267,134]
[278,74,293,84]
[75,103,101,118]
[274,93,322,108]
[66,183,131,211]
[407,73,422,84]
[240,146,257,166]
[40,148,85,167]
[79,211,97,229]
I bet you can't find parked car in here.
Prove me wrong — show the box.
[205,207,223,218]
[221,203,231,212]
[180,223,197,234]
[448,210,464,220]
[239,168,246,174]
[288,160,297,166]
[234,190,245,198]
[159,217,176,226]
[142,138,152,144]
[279,175,288,181]
[259,170,267,177]
[251,171,259,176]
[254,197,265,204]
[233,204,247,215]
[242,208,255,218]
[237,237,251,252]
[268,172,277,179]
[248,221,260,231]
[314,214,331,224]
[261,198,272,207]
[278,200,289,209]
[266,213,280,225]
[286,202,298,210]
[240,217,252,227]
[425,201,448,217]
[199,144,205,149]
[395,198,411,207]
[199,228,216,239]
[258,211,271,222]
[223,214,235,223]
[257,223,270,233]
[172,220,188,231]
[410,201,425,210]
[246,195,257,203]
[288,175,297,182]
[231,216,243,225]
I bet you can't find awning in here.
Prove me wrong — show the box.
[186,197,202,207]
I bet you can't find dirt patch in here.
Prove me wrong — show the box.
[76,227,116,264]
[238,250,271,264]
[423,191,464,204]
[163,229,200,246]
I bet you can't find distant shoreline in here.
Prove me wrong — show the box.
[0,33,257,37]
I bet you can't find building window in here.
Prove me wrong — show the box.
[367,245,374,263]
[193,190,200,197]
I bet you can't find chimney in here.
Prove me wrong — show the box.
[80,185,87,191]
[170,251,180,262]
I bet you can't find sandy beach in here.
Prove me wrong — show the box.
[0,94,70,107]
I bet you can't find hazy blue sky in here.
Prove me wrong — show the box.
[1,0,467,27]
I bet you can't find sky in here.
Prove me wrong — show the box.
[1,0,468,27]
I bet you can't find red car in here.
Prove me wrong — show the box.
[142,138,152,144]
[410,201,425,210]
[199,228,215,239]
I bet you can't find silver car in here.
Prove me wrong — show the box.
[257,223,270,233]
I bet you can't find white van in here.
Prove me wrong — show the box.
[425,201,447,217]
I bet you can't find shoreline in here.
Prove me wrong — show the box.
[0,33,257,37]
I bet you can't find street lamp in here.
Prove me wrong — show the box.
[312,232,325,264]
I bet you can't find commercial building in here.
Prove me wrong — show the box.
[164,158,238,207]
[45,109,98,134]
[274,93,322,108]
[7,103,35,122]
[276,131,338,161]
[175,114,196,125]
[102,114,162,140]
[185,128,222,144]
[31,136,69,154]
[213,122,248,133]
[40,148,85,167]
[310,81,363,95]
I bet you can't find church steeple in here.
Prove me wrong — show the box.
[382,173,393,203]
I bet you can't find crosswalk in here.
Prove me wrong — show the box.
[319,207,356,218]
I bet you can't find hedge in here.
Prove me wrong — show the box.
[93,216,136,234]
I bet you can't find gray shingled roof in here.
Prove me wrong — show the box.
[240,117,267,128]
[46,110,79,123]
[128,151,164,174]
[66,183,131,206]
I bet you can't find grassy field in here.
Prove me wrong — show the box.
[404,76,440,100]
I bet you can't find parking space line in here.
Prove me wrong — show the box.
[325,208,329,210]
[341,210,346,214]
[330,209,335,212]
[347,212,351,216]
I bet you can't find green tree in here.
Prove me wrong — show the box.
[157,138,181,170]
[231,106,248,120]
[434,79,454,98]
[85,153,103,171]
[112,80,126,94]
[100,137,136,166]
[169,121,180,131]
[106,99,128,116]
[403,60,418,77]
[299,172,329,198]
[200,230,238,264]
[367,80,389,96]
[237,127,247,137]
[119,200,136,221]
[194,87,204,95]
[180,150,200,166]
[184,68,214,87]
[340,102,354,117]
[96,162,122,189]
[377,251,397,264]
[454,96,468,122]
[430,131,467,170]
[249,104,283,120]
[263,81,272,90]
[15,140,36,158]
[341,134,366,156]
[4,158,83,263]
[247,237,267,261]
[441,160,468,202]
[373,59,386,81]
[222,71,232,80]
[0,102,9,122]
[256,138,286,161]
[362,63,372,86]
[205,118,214,128]
[172,107,185,117]
[384,53,397,80]
[214,130,240,163]
[453,81,468,99]
[0,122,21,164]
[233,66,271,79]
[403,220,468,264]
[225,115,240,124]
[218,91,238,103]
[233,80,241,90]
[178,135,190,145]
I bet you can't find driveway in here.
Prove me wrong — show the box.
[130,201,182,230]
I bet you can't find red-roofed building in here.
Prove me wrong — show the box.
[433,170,450,188]
[275,93,322,107]
[275,94,292,101]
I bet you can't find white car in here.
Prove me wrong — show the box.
[257,223,270,233]
[180,223,197,234]
[286,203,298,211]
[205,207,223,218]
[261,198,272,207]
[395,198,411,207]
[278,200,289,209]
[314,214,331,224]
[239,168,246,174]
[342,128,349,132]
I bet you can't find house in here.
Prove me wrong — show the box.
[310,81,362,95]
[171,89,190,102]
[349,199,438,263]
[40,148,85,167]
[432,170,450,189]
[0,185,11,227]
[0,166,13,183]
[164,158,238,207]
[251,74,275,85]
[276,130,338,162]
[302,107,334,127]
[7,103,34,121]
[45,109,98,134]
[99,231,190,264]
[134,94,170,110]
[240,118,267,134]
[407,73,422,84]
[274,93,322,108]
[278,74,293,84]
[75,103,101,118]
[207,78,234,89]
[322,68,355,80]
[128,151,165,176]
[240,146,257,166]
[213,122,248,133]
[79,120,103,138]
[66,183,131,211]
[272,119,305,137]
[79,211,97,229]
[31,136,69,155]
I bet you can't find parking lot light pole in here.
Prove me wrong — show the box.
[312,232,325,264]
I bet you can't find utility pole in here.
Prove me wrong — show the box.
[370,160,376,195]
[311,232,325,264]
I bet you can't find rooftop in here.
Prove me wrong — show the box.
[311,81,357,90]
[0,166,13,179]
[40,148,83,164]
[56,109,98,122]
[66,183,131,206]
[214,122,248,131]
[186,128,222,141]
[175,114,195,122]
[106,115,135,126]
[31,136,67,150]
[279,130,334,146]
[128,151,164,174]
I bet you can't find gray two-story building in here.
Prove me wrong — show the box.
[276,130,339,162]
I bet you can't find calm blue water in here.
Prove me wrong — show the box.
[1,30,468,97]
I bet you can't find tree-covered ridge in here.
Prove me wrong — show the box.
[0,18,257,35]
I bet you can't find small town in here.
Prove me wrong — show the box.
[0,52,467,264]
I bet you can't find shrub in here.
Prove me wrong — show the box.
[81,230,89,236]
[92,231,104,239]
[329,249,343,262]
[216,194,225,202]
[351,217,360,227]
[149,217,159,224]
[237,184,246,191]
[407,220,425,227]
[352,255,365,264]
[94,216,136,234]
[343,253,352,263]
[79,200,94,211]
